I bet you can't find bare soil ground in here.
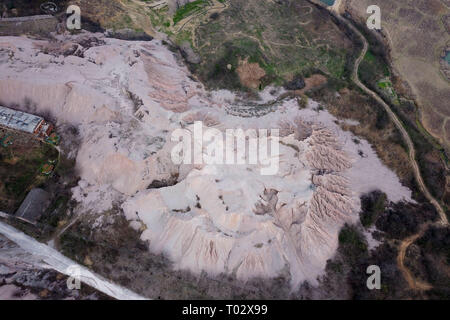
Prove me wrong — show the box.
[343,0,450,154]
[192,0,355,89]
[312,85,414,187]
[295,74,328,95]
[137,0,356,89]
[236,58,266,89]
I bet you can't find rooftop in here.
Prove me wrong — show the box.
[15,188,50,223]
[0,105,43,134]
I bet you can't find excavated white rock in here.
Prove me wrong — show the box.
[0,32,413,288]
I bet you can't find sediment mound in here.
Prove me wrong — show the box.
[0,31,412,287]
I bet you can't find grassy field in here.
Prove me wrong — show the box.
[173,0,208,25]
[141,0,355,90]
[0,128,59,213]
[191,0,354,89]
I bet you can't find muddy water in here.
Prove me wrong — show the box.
[319,0,336,6]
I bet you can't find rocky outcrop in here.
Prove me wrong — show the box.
[121,121,358,287]
[0,31,412,289]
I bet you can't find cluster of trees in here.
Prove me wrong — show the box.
[360,190,437,240]
[329,224,412,299]
[416,226,450,299]
[324,191,441,299]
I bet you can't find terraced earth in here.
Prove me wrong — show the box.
[138,0,357,89]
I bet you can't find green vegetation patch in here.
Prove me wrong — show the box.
[199,37,279,90]
[360,191,387,228]
[173,0,208,25]
[148,6,172,34]
[338,224,368,263]
[416,226,450,299]
[0,129,58,213]
[192,0,355,90]
[359,49,390,85]
[377,80,389,89]
[376,79,398,103]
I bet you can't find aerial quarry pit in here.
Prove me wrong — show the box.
[0,0,448,302]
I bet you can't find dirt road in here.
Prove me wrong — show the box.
[349,22,447,224]
[328,9,449,291]
[396,226,432,291]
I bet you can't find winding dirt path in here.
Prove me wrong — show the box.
[345,17,448,226]
[396,226,432,291]
[328,8,449,292]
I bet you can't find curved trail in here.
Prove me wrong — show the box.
[396,226,432,291]
[348,21,448,225]
[329,10,449,291]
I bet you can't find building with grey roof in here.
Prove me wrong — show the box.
[0,105,43,134]
[0,106,53,137]
[15,188,51,223]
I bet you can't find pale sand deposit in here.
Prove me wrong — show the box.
[0,32,412,288]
